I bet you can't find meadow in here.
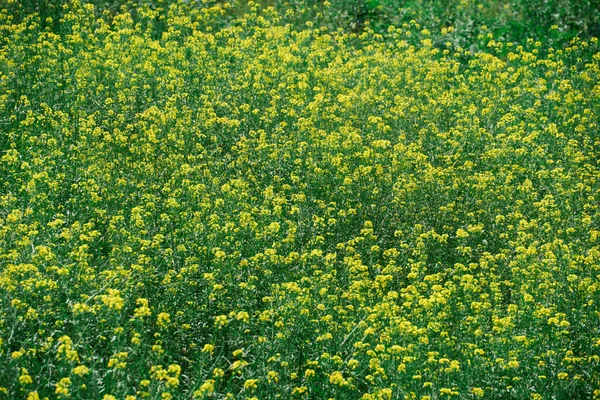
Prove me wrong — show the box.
[1,1,600,399]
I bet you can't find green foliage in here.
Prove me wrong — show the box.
[252,0,600,52]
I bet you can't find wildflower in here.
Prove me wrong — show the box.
[456,228,469,239]
[73,365,90,376]
[440,387,458,396]
[101,289,124,310]
[267,371,279,383]
[12,350,24,359]
[236,311,250,322]
[19,369,33,385]
[134,298,152,318]
[213,368,225,378]
[55,378,71,397]
[131,334,141,346]
[329,371,345,386]
[157,312,171,328]
[57,336,79,362]
[244,379,258,390]
[214,315,228,327]
[193,380,215,398]
[232,349,244,358]
[292,386,308,395]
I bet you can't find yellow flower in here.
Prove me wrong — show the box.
[232,349,244,358]
[214,315,228,327]
[131,334,141,346]
[27,392,40,400]
[166,377,179,388]
[558,372,569,380]
[101,289,124,310]
[12,350,24,359]
[292,386,308,395]
[157,312,171,328]
[134,298,151,318]
[168,364,181,376]
[229,360,247,370]
[267,370,279,383]
[55,377,71,397]
[440,387,458,396]
[57,336,79,362]
[213,368,225,378]
[236,311,250,322]
[193,380,215,398]
[329,371,345,386]
[244,379,258,390]
[73,365,90,376]
[19,369,33,385]
[456,228,469,239]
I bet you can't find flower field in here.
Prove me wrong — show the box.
[1,1,600,399]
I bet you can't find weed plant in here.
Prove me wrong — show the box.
[1,1,600,399]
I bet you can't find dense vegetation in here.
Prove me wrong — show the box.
[7,0,600,50]
[1,1,599,399]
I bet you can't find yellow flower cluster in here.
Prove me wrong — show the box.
[0,1,598,399]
